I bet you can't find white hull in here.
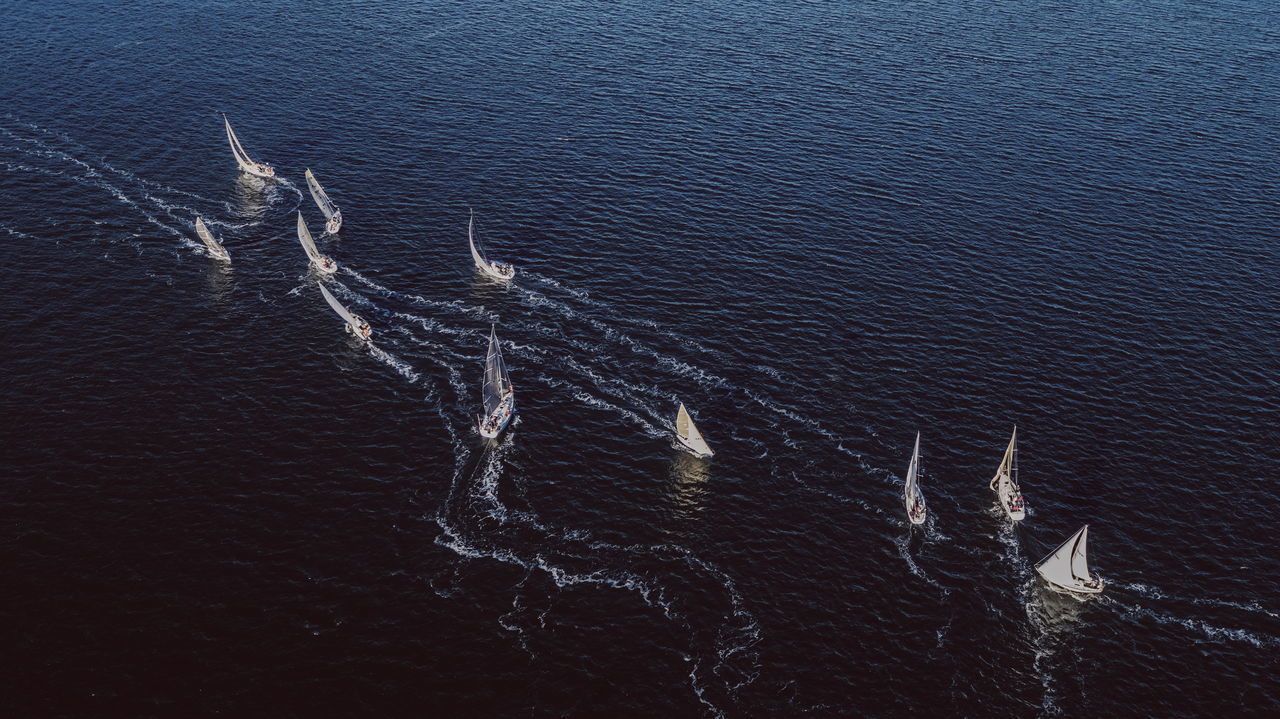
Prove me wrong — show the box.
[224,116,275,179]
[996,482,1026,521]
[1038,572,1105,596]
[476,261,516,281]
[908,508,926,526]
[312,256,338,274]
[478,395,515,438]
[237,160,275,179]
[194,217,230,262]
[326,215,342,235]
[343,319,372,342]
[469,211,516,281]
[676,434,714,458]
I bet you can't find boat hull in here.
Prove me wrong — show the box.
[476,260,516,281]
[676,436,714,458]
[478,411,514,439]
[312,257,338,275]
[908,509,926,525]
[995,482,1026,521]
[326,216,342,234]
[343,323,372,342]
[478,396,515,439]
[239,163,275,179]
[1038,571,1105,596]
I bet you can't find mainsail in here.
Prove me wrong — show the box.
[318,283,360,332]
[305,169,339,221]
[904,432,923,512]
[1036,525,1093,587]
[468,210,488,270]
[990,426,1019,492]
[194,216,228,259]
[482,326,510,416]
[224,115,253,167]
[676,402,713,456]
[296,212,321,262]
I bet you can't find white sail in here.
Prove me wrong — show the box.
[305,169,340,221]
[468,210,515,280]
[223,115,273,178]
[318,283,366,337]
[194,216,229,261]
[904,432,925,522]
[1071,525,1091,580]
[991,427,1018,492]
[1036,525,1098,592]
[483,326,510,417]
[990,426,1025,520]
[675,402,714,457]
[297,212,321,262]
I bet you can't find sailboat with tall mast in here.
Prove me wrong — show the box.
[468,210,516,281]
[305,169,343,234]
[674,402,714,458]
[477,325,515,438]
[193,216,230,262]
[318,283,371,341]
[223,115,275,179]
[904,432,926,525]
[296,212,337,274]
[1035,525,1104,595]
[989,426,1026,521]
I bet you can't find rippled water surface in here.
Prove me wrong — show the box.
[3,0,1278,716]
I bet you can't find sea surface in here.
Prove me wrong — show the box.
[2,1,1278,716]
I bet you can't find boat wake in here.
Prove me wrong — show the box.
[432,441,761,717]
[0,117,297,257]
[1101,581,1280,649]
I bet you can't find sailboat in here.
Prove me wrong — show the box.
[223,115,275,179]
[477,325,515,438]
[1035,525,1104,595]
[989,426,1026,521]
[674,402,714,458]
[194,216,230,262]
[305,169,343,234]
[318,283,372,341]
[468,210,516,280]
[904,432,926,525]
[296,212,337,274]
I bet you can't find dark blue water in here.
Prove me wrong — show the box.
[3,0,1278,716]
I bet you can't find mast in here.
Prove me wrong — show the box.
[905,432,921,507]
[296,212,320,262]
[1070,525,1090,581]
[306,169,336,220]
[482,325,508,416]
[469,209,490,270]
[1009,425,1020,492]
[224,115,251,165]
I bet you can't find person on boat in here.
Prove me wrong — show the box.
[359,321,371,337]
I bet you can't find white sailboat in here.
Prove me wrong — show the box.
[318,283,372,341]
[194,216,230,262]
[223,115,275,179]
[305,169,342,234]
[468,210,516,280]
[675,402,714,458]
[989,426,1026,521]
[1035,525,1104,595]
[296,212,337,274]
[477,325,515,438]
[904,432,926,525]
